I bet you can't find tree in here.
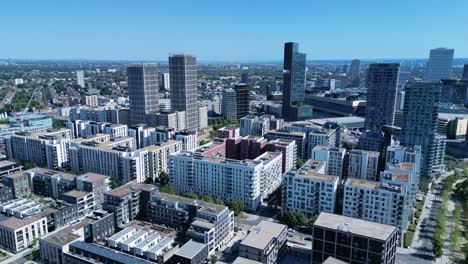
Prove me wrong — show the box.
[210,254,218,264]
[110,181,118,189]
[282,212,306,228]
[23,162,36,170]
[144,177,154,184]
[158,171,169,187]
[184,192,198,199]
[159,185,178,195]
[202,195,214,203]
[214,199,225,206]
[229,200,244,216]
[296,158,305,169]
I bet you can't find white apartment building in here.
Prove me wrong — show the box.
[265,131,307,160]
[307,129,337,158]
[240,115,273,137]
[6,129,72,170]
[198,105,208,129]
[343,178,410,233]
[128,125,156,149]
[0,213,48,253]
[282,160,338,218]
[174,130,198,151]
[347,149,379,181]
[169,151,283,211]
[76,70,85,88]
[140,140,182,180]
[103,123,128,139]
[70,136,180,184]
[157,111,186,132]
[311,146,346,177]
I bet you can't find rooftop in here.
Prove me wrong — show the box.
[175,240,207,259]
[323,257,348,264]
[77,172,109,183]
[232,256,262,264]
[68,241,153,264]
[0,160,19,168]
[241,220,287,250]
[381,171,410,183]
[106,181,156,198]
[63,190,89,199]
[30,167,77,181]
[314,212,397,241]
[43,226,81,246]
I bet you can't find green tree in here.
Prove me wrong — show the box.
[296,158,305,169]
[210,254,218,264]
[202,195,214,203]
[110,181,118,189]
[159,185,178,195]
[23,162,37,170]
[158,171,169,187]
[214,199,225,206]
[282,212,307,228]
[229,200,244,216]
[184,192,198,199]
[144,177,154,184]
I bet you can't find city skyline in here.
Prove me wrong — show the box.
[1,1,467,61]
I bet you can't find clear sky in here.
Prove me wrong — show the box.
[1,0,467,61]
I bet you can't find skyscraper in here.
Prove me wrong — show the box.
[222,88,237,121]
[282,42,312,121]
[169,54,198,130]
[359,63,399,151]
[425,48,454,81]
[127,64,159,125]
[160,73,170,91]
[241,72,249,84]
[221,84,250,121]
[235,83,250,120]
[401,82,446,177]
[463,64,468,80]
[349,59,360,87]
[76,70,85,88]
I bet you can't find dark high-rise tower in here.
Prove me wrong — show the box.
[127,64,159,125]
[349,59,361,87]
[401,82,445,177]
[463,64,468,80]
[169,54,198,130]
[235,83,250,120]
[359,63,399,151]
[282,42,311,121]
[241,73,249,84]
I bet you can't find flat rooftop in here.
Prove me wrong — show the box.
[241,220,287,250]
[314,212,397,241]
[106,182,156,198]
[381,171,410,183]
[77,172,109,183]
[0,160,19,168]
[233,256,262,264]
[31,167,77,181]
[43,225,81,246]
[323,256,348,264]
[175,240,207,259]
[68,241,153,264]
[63,190,89,198]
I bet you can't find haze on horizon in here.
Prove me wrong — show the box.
[1,0,467,61]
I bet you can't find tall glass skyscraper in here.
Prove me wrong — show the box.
[282,42,311,121]
[359,63,399,151]
[400,82,446,178]
[169,54,198,130]
[425,48,454,81]
[127,64,159,125]
[349,59,361,87]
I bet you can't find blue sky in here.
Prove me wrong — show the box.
[1,0,467,61]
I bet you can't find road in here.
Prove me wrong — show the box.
[396,171,455,264]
